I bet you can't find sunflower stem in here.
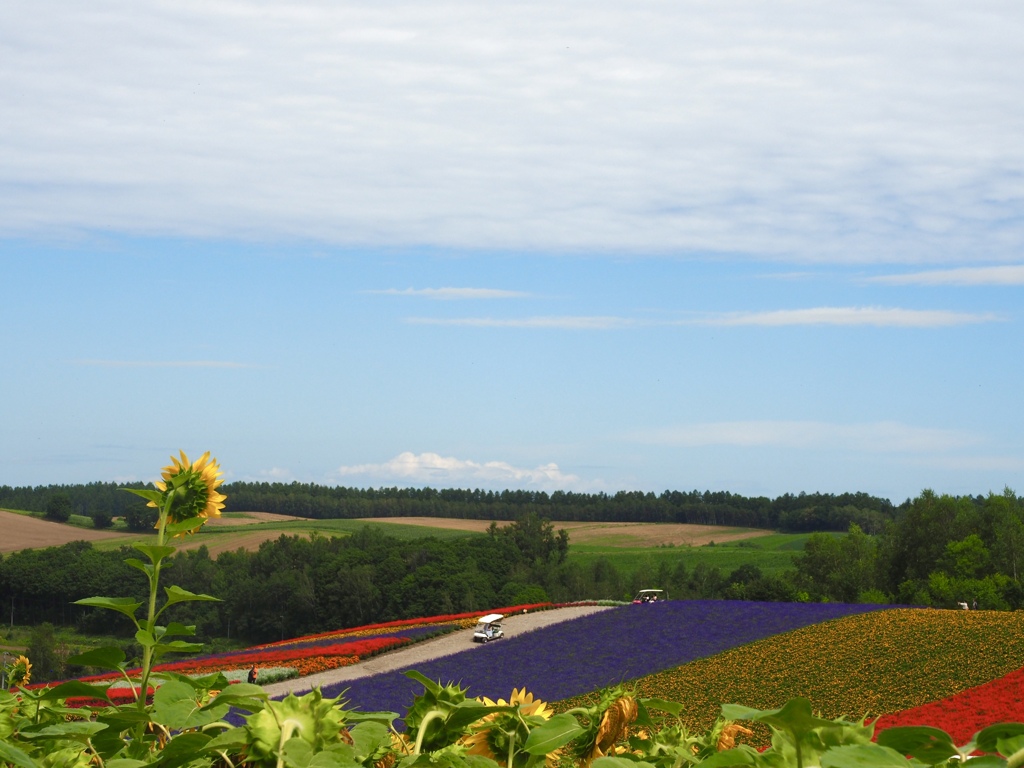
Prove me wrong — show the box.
[137,495,170,715]
[413,710,446,755]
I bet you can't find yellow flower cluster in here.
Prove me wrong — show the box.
[557,609,1024,747]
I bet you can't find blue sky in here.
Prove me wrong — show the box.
[2,1,1023,501]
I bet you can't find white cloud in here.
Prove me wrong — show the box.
[2,1,1023,261]
[370,287,531,299]
[334,451,583,490]
[869,265,1024,286]
[259,467,295,481]
[704,307,998,328]
[633,421,978,453]
[74,359,255,368]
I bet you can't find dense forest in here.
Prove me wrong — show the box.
[794,487,1024,610]
[0,481,897,532]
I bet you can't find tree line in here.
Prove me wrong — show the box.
[0,481,896,533]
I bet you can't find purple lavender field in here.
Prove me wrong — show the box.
[324,600,892,720]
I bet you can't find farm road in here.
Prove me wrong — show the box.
[261,604,613,698]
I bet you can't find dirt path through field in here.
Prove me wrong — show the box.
[260,604,613,698]
[356,517,771,547]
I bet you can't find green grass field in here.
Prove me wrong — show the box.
[566,532,832,578]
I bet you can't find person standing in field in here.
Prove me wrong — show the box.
[247,665,258,684]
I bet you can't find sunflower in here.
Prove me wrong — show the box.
[569,688,638,767]
[462,688,555,768]
[148,450,226,534]
[715,722,753,752]
[587,695,637,762]
[7,655,31,688]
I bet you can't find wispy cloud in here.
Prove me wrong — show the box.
[4,3,1023,261]
[869,265,1024,286]
[408,307,996,330]
[703,307,998,328]
[632,421,978,453]
[408,316,641,329]
[74,360,256,368]
[334,451,583,490]
[924,455,1024,472]
[369,287,532,300]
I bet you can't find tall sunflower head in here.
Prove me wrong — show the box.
[7,655,31,688]
[148,450,226,535]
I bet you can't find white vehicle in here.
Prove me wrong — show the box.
[472,613,504,642]
[632,589,666,604]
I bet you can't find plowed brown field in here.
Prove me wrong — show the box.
[0,509,130,553]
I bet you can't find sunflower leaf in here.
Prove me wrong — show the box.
[697,747,759,768]
[444,701,509,732]
[161,622,198,638]
[722,698,835,744]
[349,722,391,761]
[876,726,958,764]
[131,544,176,565]
[124,558,155,578]
[975,724,1024,754]
[591,759,656,768]
[998,736,1024,758]
[73,596,143,621]
[523,713,584,755]
[820,744,915,768]
[38,681,113,702]
[135,629,157,648]
[405,670,442,695]
[163,585,221,606]
[0,738,41,768]
[122,488,165,505]
[639,697,683,716]
[346,710,400,726]
[19,720,108,741]
[158,731,213,768]
[156,640,204,654]
[67,646,126,670]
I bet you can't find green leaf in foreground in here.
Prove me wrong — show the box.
[0,740,39,768]
[523,713,585,755]
[875,726,958,764]
[820,744,913,768]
